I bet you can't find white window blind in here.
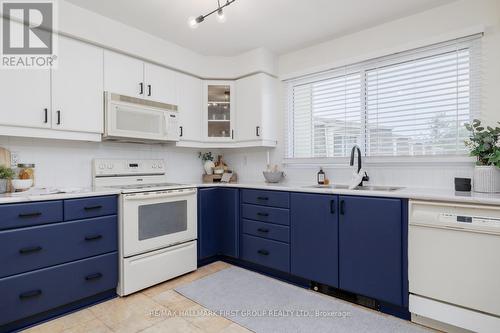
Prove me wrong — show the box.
[287,34,481,159]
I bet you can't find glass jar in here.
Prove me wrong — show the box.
[17,163,35,186]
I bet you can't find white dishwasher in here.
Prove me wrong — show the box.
[409,200,500,333]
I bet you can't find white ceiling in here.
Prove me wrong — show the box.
[65,0,457,56]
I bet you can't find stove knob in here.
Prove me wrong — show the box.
[158,164,163,169]
[152,164,157,169]
[107,164,113,169]
[99,164,105,170]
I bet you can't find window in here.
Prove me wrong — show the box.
[287,35,481,159]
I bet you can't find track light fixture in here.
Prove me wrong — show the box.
[188,0,236,29]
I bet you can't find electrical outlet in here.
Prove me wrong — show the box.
[10,151,19,167]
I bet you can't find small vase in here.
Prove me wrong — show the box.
[473,165,500,193]
[0,179,7,194]
[204,161,215,175]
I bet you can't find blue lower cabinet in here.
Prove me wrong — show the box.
[241,204,290,226]
[290,193,339,288]
[64,196,117,221]
[198,188,239,260]
[0,201,63,230]
[0,216,117,278]
[241,219,290,243]
[240,234,290,273]
[0,252,117,326]
[338,196,403,306]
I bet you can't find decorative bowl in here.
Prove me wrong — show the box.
[263,171,284,183]
[11,179,33,191]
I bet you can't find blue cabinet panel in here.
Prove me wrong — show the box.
[339,196,403,306]
[290,193,339,288]
[241,219,290,243]
[0,201,63,230]
[240,234,290,273]
[64,196,117,221]
[0,216,117,278]
[198,188,239,260]
[241,204,290,226]
[0,252,117,326]
[241,189,289,209]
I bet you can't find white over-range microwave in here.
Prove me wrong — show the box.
[103,92,179,143]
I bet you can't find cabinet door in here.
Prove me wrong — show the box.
[291,193,339,287]
[144,63,176,104]
[236,74,262,142]
[204,81,235,141]
[218,188,239,258]
[198,188,220,260]
[339,196,403,305]
[0,68,50,129]
[103,50,144,98]
[177,73,202,141]
[51,37,104,133]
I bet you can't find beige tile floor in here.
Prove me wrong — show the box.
[22,261,252,333]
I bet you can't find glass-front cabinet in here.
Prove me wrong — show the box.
[203,81,235,141]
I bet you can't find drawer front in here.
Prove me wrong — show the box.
[241,189,289,208]
[241,219,290,243]
[0,252,117,326]
[0,216,117,278]
[0,201,63,230]
[241,204,290,226]
[64,196,117,221]
[240,234,290,273]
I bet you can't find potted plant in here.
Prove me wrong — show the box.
[198,151,215,175]
[464,119,500,193]
[0,165,15,194]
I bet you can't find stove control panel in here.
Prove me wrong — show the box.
[93,159,165,176]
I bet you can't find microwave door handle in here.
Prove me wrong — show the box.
[124,190,196,201]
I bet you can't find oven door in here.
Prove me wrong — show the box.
[122,188,197,257]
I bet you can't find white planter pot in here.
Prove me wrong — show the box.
[473,165,500,193]
[0,179,7,193]
[204,161,215,175]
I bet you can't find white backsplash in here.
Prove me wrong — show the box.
[0,137,210,188]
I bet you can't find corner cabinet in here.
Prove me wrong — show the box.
[235,73,278,147]
[176,73,203,143]
[203,81,235,142]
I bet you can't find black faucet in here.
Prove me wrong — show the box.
[350,145,369,187]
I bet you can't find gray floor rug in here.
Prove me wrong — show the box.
[175,266,431,333]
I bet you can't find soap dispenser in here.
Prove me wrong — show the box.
[317,167,325,185]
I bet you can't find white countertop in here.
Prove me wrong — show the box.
[2,182,500,206]
[0,187,122,204]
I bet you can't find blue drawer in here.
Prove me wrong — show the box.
[241,189,289,208]
[240,234,290,273]
[241,204,290,226]
[241,219,290,243]
[0,201,63,231]
[0,252,117,326]
[0,216,117,278]
[64,196,117,221]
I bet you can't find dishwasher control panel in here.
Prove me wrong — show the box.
[439,213,500,228]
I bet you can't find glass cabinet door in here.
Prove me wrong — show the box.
[205,81,234,140]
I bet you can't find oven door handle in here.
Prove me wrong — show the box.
[124,190,196,201]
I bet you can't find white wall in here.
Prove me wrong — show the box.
[224,0,499,189]
[0,137,211,188]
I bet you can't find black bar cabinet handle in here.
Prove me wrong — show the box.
[56,110,61,125]
[139,82,144,95]
[18,212,42,218]
[85,273,103,281]
[179,126,183,137]
[85,234,102,241]
[257,249,269,256]
[231,130,234,139]
[257,228,269,233]
[257,196,269,201]
[43,108,48,123]
[256,126,260,137]
[19,289,42,299]
[340,200,345,215]
[147,84,152,96]
[84,205,102,211]
[19,246,42,254]
[257,212,269,217]
[330,199,336,214]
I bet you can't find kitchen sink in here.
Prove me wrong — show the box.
[303,184,403,192]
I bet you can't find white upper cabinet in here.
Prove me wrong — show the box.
[176,73,202,143]
[203,80,235,142]
[144,63,176,105]
[104,50,144,98]
[52,36,104,133]
[236,73,278,146]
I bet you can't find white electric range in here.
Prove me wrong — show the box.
[93,159,197,296]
